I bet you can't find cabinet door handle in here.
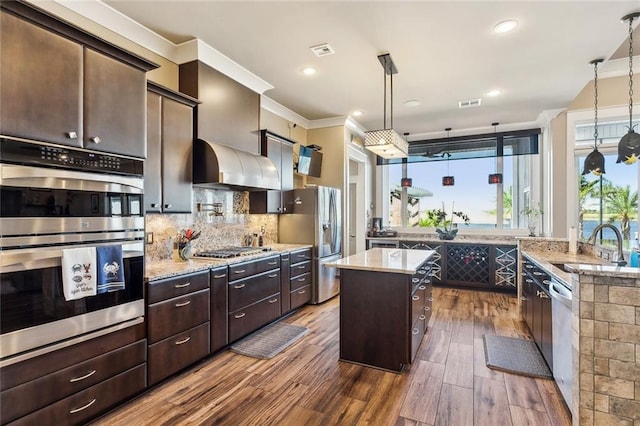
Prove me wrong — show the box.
[298,289,306,294]
[412,328,420,335]
[234,269,246,274]
[69,398,97,414]
[537,290,549,299]
[234,312,246,319]
[412,278,420,283]
[174,282,191,289]
[425,306,431,311]
[268,274,278,278]
[268,298,278,304]
[412,295,420,301]
[69,369,96,383]
[418,285,426,290]
[213,274,227,279]
[428,297,433,302]
[150,203,160,208]
[175,336,191,345]
[164,203,172,209]
[175,300,191,307]
[268,261,278,265]
[419,315,426,321]
[89,136,101,144]
[67,131,78,139]
[233,283,246,289]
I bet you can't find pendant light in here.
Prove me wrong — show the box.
[442,128,454,186]
[617,12,640,165]
[401,132,413,187]
[364,53,408,159]
[583,58,606,175]
[488,122,503,184]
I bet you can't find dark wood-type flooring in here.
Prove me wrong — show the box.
[94,287,572,425]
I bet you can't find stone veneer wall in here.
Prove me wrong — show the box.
[573,271,640,425]
[145,188,277,261]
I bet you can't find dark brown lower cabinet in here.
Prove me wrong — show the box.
[210,266,229,353]
[0,324,146,425]
[522,255,553,370]
[228,295,281,343]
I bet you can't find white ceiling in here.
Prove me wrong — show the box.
[101,1,640,139]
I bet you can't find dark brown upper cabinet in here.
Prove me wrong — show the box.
[146,82,200,213]
[179,60,260,155]
[249,130,295,214]
[0,3,157,158]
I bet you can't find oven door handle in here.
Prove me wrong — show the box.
[1,242,143,272]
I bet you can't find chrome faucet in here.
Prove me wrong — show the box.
[587,223,627,266]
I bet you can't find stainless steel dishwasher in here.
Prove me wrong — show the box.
[549,278,572,413]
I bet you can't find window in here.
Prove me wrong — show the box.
[384,129,540,230]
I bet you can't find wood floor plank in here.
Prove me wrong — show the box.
[443,341,474,388]
[474,376,513,426]
[435,383,474,426]
[92,287,571,426]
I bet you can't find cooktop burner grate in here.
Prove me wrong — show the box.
[194,246,272,259]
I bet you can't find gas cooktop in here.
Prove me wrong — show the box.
[194,246,273,259]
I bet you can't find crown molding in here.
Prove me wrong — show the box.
[261,96,310,129]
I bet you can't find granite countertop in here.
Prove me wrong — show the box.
[522,249,640,285]
[145,243,312,281]
[326,248,435,275]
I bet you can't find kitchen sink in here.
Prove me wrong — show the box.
[550,262,604,273]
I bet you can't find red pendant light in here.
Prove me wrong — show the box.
[442,127,454,186]
[488,122,503,184]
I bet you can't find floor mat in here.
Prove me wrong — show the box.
[230,322,310,359]
[482,334,553,379]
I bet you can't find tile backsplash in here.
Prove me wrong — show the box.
[145,188,277,261]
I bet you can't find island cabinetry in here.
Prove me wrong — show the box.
[410,263,433,360]
[228,255,281,342]
[210,266,229,353]
[249,130,295,213]
[280,253,291,314]
[146,271,210,385]
[0,5,156,157]
[0,323,146,425]
[145,82,199,213]
[400,241,443,284]
[289,248,312,310]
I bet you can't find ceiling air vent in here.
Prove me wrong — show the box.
[310,43,335,57]
[458,98,482,109]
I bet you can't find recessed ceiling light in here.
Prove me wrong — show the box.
[301,67,317,76]
[352,110,364,117]
[486,89,502,97]
[493,19,518,33]
[403,100,421,107]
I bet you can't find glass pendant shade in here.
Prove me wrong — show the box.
[488,173,503,184]
[364,129,408,158]
[616,131,640,164]
[442,176,455,186]
[401,177,412,187]
[583,147,606,175]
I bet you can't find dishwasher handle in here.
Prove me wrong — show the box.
[549,279,572,308]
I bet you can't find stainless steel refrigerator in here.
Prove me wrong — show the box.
[278,186,342,304]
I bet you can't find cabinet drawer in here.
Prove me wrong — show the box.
[210,266,229,353]
[290,260,311,277]
[1,340,145,424]
[290,272,311,291]
[148,322,210,386]
[228,255,280,280]
[290,248,312,264]
[10,364,146,426]
[228,269,280,312]
[147,289,210,344]
[290,284,311,310]
[147,270,209,304]
[411,287,426,327]
[228,295,281,343]
[411,319,426,361]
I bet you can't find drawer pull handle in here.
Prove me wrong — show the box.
[412,278,419,283]
[298,289,306,294]
[67,131,78,139]
[89,136,101,144]
[234,269,246,274]
[69,369,96,383]
[298,277,306,282]
[419,315,426,321]
[69,398,97,414]
[213,274,227,279]
[412,328,420,335]
[175,336,191,345]
[268,298,278,304]
[233,283,246,289]
[174,282,191,288]
[428,297,433,302]
[234,312,246,319]
[268,274,278,278]
[412,295,420,301]
[425,306,431,311]
[268,261,278,265]
[418,285,426,290]
[175,300,191,307]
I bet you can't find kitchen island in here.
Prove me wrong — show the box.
[327,248,435,372]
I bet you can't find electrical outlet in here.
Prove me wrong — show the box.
[146,232,154,245]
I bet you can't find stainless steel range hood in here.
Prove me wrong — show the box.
[193,139,280,191]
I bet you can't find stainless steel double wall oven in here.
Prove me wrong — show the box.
[0,137,145,364]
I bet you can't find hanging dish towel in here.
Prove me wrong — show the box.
[61,247,97,301]
[96,244,125,293]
